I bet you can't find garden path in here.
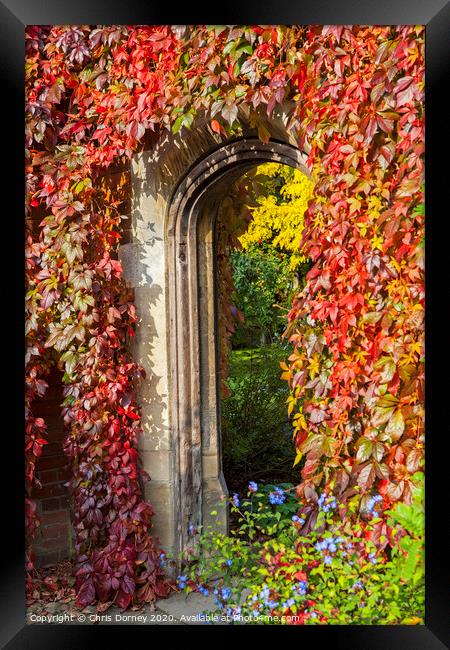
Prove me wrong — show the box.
[27,591,219,626]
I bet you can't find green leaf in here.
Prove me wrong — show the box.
[356,437,373,462]
[385,409,405,442]
[236,44,253,57]
[374,356,396,383]
[183,111,194,129]
[172,115,184,134]
[223,40,236,56]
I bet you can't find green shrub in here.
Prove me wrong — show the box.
[221,345,297,491]
[177,474,424,625]
[230,245,294,347]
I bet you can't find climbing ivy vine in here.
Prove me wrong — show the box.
[25,25,424,608]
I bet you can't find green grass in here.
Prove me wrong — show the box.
[228,344,289,383]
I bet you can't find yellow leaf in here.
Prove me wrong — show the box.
[308,353,321,379]
[371,235,384,251]
[293,450,302,467]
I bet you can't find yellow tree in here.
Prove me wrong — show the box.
[238,162,315,272]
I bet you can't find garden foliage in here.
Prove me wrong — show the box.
[239,162,314,272]
[180,474,424,624]
[230,246,293,345]
[221,346,296,491]
[25,25,424,608]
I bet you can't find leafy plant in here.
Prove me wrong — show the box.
[230,245,294,346]
[221,346,296,491]
[384,472,424,599]
[178,481,424,625]
[230,482,299,544]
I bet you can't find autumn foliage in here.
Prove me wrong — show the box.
[238,162,315,271]
[25,25,424,608]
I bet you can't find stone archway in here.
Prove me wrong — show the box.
[167,138,311,553]
[121,119,311,563]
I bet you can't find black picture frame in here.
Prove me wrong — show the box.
[2,1,449,646]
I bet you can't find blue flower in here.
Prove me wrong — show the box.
[232,493,240,508]
[310,612,318,619]
[177,574,187,588]
[295,580,308,596]
[269,487,286,505]
[282,597,295,609]
[317,538,339,553]
[324,555,332,565]
[188,524,195,535]
[292,514,305,526]
[225,559,233,567]
[264,599,277,609]
[318,492,337,512]
[197,585,209,596]
[367,494,383,516]
[222,586,231,600]
[248,481,258,493]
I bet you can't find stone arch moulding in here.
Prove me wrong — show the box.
[166,137,311,557]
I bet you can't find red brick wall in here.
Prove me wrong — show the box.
[31,367,73,567]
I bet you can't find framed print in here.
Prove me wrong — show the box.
[1,0,448,646]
